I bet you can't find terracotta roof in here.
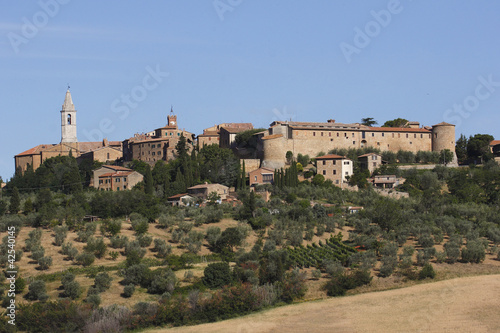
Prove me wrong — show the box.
[368,127,431,133]
[490,140,500,146]
[103,165,131,171]
[16,144,55,156]
[358,153,381,158]
[188,183,228,190]
[198,131,219,137]
[167,193,190,200]
[315,154,349,160]
[251,167,275,173]
[221,127,251,134]
[432,122,455,127]
[99,171,135,178]
[261,134,283,140]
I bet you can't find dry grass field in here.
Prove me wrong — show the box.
[147,274,500,333]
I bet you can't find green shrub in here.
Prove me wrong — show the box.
[75,252,95,267]
[122,284,135,298]
[203,262,232,289]
[25,280,48,301]
[109,235,128,249]
[62,280,82,300]
[100,219,122,237]
[461,240,486,263]
[53,225,68,246]
[37,256,53,270]
[418,263,436,280]
[85,237,107,259]
[85,294,101,308]
[94,272,113,293]
[137,234,153,248]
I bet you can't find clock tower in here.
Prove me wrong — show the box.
[167,106,177,129]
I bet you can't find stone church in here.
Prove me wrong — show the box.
[14,89,122,173]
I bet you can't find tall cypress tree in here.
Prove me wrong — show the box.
[241,160,246,189]
[9,187,20,214]
[144,165,154,195]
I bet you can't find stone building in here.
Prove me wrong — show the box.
[92,165,143,191]
[14,89,122,173]
[358,153,383,174]
[198,123,253,147]
[187,183,229,200]
[261,119,456,169]
[371,175,405,189]
[249,167,274,187]
[122,108,195,165]
[315,154,353,187]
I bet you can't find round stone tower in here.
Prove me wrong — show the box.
[261,135,286,170]
[432,122,458,166]
[432,122,455,152]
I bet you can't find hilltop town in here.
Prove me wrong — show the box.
[13,89,485,194]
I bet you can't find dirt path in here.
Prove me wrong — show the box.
[145,274,500,333]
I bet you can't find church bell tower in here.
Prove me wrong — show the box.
[61,88,78,143]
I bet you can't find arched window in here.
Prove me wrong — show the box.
[67,114,72,125]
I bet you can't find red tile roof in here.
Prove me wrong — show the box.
[315,154,348,160]
[490,140,500,146]
[167,193,189,200]
[16,144,55,156]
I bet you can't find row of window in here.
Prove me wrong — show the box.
[300,131,431,139]
[98,177,128,185]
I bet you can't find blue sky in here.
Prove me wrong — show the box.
[1,0,500,180]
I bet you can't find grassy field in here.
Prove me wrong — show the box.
[146,273,500,333]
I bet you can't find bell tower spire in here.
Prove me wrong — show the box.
[61,87,78,143]
[167,105,177,129]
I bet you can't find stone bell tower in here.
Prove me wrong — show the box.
[61,88,78,143]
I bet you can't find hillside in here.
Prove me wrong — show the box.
[149,274,500,333]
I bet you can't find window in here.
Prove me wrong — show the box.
[329,132,331,137]
[124,185,127,189]
[333,170,336,175]
[406,134,409,138]
[151,144,155,148]
[321,132,323,136]
[116,178,120,182]
[333,160,336,165]
[344,161,349,165]
[410,142,413,144]
[372,155,377,160]
[362,131,366,139]
[322,160,326,165]
[99,180,103,184]
[353,141,356,145]
[117,187,120,191]
[372,133,375,137]
[157,151,161,156]
[373,162,376,167]
[254,176,257,181]
[421,134,423,138]
[414,134,417,138]
[322,170,326,175]
[263,174,273,182]
[177,133,180,136]
[107,153,110,159]
[335,180,339,184]
[382,133,384,137]
[392,133,395,138]
[313,132,316,136]
[337,133,339,137]
[123,177,127,182]
[398,133,401,138]
[67,114,71,125]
